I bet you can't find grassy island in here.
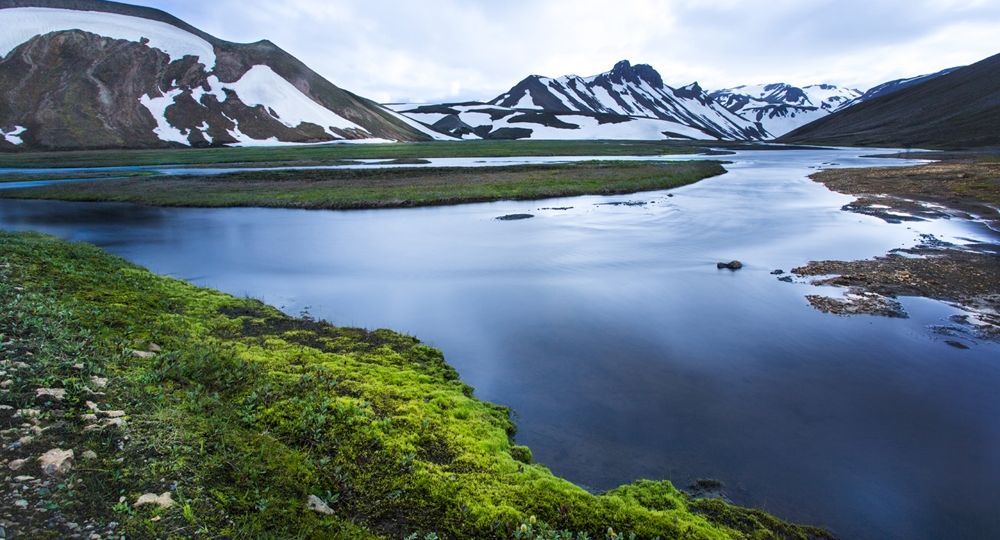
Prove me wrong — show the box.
[0,161,726,210]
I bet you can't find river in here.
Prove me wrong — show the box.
[1,148,998,539]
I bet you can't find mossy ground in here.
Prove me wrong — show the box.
[0,232,831,539]
[0,161,726,210]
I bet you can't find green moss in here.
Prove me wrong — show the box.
[0,231,831,539]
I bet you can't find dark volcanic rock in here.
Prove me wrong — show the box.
[717,261,743,270]
[495,214,534,221]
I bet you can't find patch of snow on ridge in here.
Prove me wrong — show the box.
[2,126,27,145]
[139,89,188,144]
[223,65,366,135]
[383,109,455,141]
[513,91,540,110]
[0,7,217,68]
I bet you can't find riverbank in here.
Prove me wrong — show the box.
[791,156,1000,340]
[0,161,725,210]
[0,231,829,539]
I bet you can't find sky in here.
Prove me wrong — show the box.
[130,0,1000,104]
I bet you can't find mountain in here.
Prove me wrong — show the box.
[780,52,1000,148]
[0,0,437,151]
[709,83,861,137]
[393,61,768,141]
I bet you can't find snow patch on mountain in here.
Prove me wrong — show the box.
[1,125,27,145]
[382,109,455,141]
[0,7,217,68]
[223,65,365,133]
[139,89,188,143]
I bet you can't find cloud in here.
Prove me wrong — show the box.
[131,0,1000,102]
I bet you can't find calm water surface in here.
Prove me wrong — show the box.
[1,149,998,539]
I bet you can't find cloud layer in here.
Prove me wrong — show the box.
[133,0,1000,103]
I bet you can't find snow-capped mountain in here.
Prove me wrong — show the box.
[709,83,862,138]
[393,61,768,141]
[0,0,435,150]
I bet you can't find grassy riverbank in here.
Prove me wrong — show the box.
[0,140,712,169]
[0,161,726,210]
[0,231,829,539]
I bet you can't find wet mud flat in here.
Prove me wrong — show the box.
[791,158,1000,341]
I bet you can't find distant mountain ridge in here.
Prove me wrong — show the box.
[0,0,434,150]
[393,61,771,141]
[780,52,1000,148]
[709,83,862,137]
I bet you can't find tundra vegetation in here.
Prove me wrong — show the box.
[0,231,830,539]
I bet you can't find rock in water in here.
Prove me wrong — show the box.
[717,260,743,270]
[496,214,535,221]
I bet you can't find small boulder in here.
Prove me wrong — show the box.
[136,492,174,509]
[770,269,784,275]
[8,458,27,471]
[131,350,156,359]
[82,450,98,461]
[716,260,743,270]
[38,448,73,476]
[35,388,66,401]
[148,343,162,353]
[306,494,335,515]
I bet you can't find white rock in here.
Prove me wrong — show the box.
[306,494,335,515]
[9,458,27,471]
[90,376,109,388]
[38,448,73,476]
[135,492,174,508]
[14,408,40,419]
[36,388,66,400]
[131,350,156,359]
[82,450,98,460]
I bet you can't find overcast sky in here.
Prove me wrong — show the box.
[131,0,1000,103]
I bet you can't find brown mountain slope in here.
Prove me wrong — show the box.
[0,0,429,150]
